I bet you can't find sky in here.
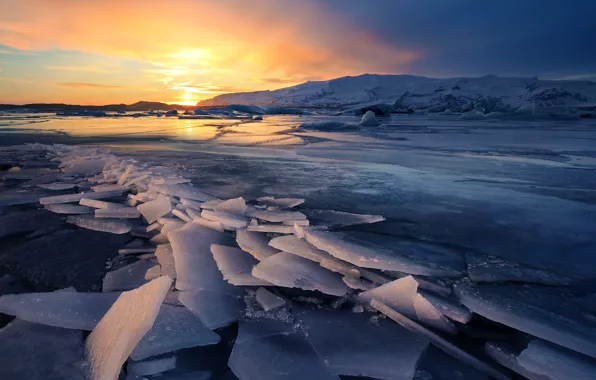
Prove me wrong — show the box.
[0,0,595,105]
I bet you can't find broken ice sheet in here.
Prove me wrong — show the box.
[40,190,123,205]
[151,183,216,202]
[130,304,220,361]
[95,207,141,219]
[45,204,93,214]
[137,195,172,224]
[62,158,110,174]
[247,224,294,234]
[255,287,286,311]
[252,252,349,296]
[214,197,247,215]
[168,223,240,294]
[358,276,457,334]
[305,230,464,277]
[200,199,224,210]
[0,319,85,380]
[91,183,130,192]
[156,244,177,279]
[229,319,339,380]
[187,210,225,232]
[201,209,248,230]
[295,306,428,380]
[85,276,172,380]
[302,209,385,228]
[128,355,177,376]
[67,215,132,234]
[269,235,332,262]
[179,290,244,330]
[0,291,119,330]
[466,252,573,286]
[211,244,272,286]
[102,259,155,292]
[257,196,305,208]
[80,198,126,209]
[455,281,596,359]
[251,210,307,223]
[236,230,280,261]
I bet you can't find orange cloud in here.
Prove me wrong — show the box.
[45,65,121,73]
[56,82,123,89]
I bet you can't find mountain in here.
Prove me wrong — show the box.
[197,74,596,112]
[0,101,195,112]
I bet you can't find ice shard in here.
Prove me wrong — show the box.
[269,235,332,262]
[236,230,280,261]
[80,198,126,209]
[229,319,339,380]
[38,182,77,190]
[130,305,220,360]
[40,190,123,205]
[187,210,225,232]
[0,291,119,330]
[102,260,155,292]
[255,287,286,312]
[67,215,132,234]
[45,204,93,214]
[137,195,172,224]
[247,224,294,234]
[200,199,224,210]
[252,210,307,223]
[128,355,177,376]
[295,306,428,380]
[257,196,305,208]
[151,183,216,202]
[419,290,472,324]
[180,198,203,209]
[252,252,349,296]
[214,197,247,215]
[145,265,161,280]
[201,210,248,230]
[211,244,272,286]
[91,183,130,192]
[95,207,141,219]
[358,276,457,334]
[302,209,385,228]
[305,231,464,277]
[172,209,193,223]
[179,290,244,329]
[155,244,177,279]
[62,158,110,174]
[85,276,172,380]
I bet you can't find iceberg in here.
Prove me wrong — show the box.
[67,215,132,234]
[211,244,272,286]
[255,287,286,311]
[179,290,244,329]
[252,252,349,296]
[295,307,428,380]
[229,319,339,380]
[155,244,177,279]
[95,207,141,219]
[130,305,220,361]
[45,204,93,214]
[358,110,381,127]
[137,195,172,224]
[85,276,172,380]
[236,230,280,261]
[40,190,123,205]
[102,259,155,292]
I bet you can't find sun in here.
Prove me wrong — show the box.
[172,90,198,106]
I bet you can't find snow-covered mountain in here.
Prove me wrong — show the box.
[197,74,596,112]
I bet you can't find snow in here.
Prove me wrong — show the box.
[252,252,349,296]
[40,190,123,205]
[85,276,172,380]
[236,230,280,261]
[45,204,93,214]
[255,287,286,311]
[137,195,172,224]
[67,215,132,234]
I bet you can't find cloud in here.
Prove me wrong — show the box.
[56,82,123,89]
[45,65,121,73]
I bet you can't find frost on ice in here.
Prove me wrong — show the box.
[211,244,272,286]
[85,276,172,380]
[252,252,349,296]
[236,230,280,261]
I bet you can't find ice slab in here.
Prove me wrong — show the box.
[40,190,123,205]
[420,290,472,324]
[236,230,280,261]
[150,233,169,245]
[62,158,110,174]
[342,276,374,290]
[269,235,332,262]
[0,291,119,330]
[0,319,85,380]
[201,210,248,230]
[257,196,305,208]
[187,211,225,232]
[212,244,272,286]
[95,207,141,219]
[172,209,193,223]
[466,252,573,285]
[252,210,307,223]
[45,204,93,214]
[151,184,216,202]
[179,290,244,329]
[161,220,186,234]
[252,252,349,296]
[137,195,172,224]
[67,215,132,234]
[155,244,177,279]
[371,300,510,380]
[80,198,126,209]
[455,282,596,359]
[145,265,161,280]
[180,198,203,209]
[38,182,77,190]
[92,183,130,192]
[85,276,172,380]
[229,319,339,380]
[305,231,464,277]
[128,355,177,376]
[358,276,457,334]
[282,219,309,226]
[200,199,224,210]
[248,224,294,234]
[130,305,220,360]
[417,345,491,380]
[168,223,238,293]
[146,222,161,232]
[117,164,133,185]
[296,306,428,380]
[255,287,286,311]
[485,342,540,380]
[214,197,247,215]
[102,260,155,292]
[303,209,385,228]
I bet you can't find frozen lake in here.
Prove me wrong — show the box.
[2,113,596,280]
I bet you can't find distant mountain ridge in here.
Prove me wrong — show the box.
[0,101,195,112]
[197,74,596,112]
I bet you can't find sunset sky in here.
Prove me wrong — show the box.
[1,0,595,105]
